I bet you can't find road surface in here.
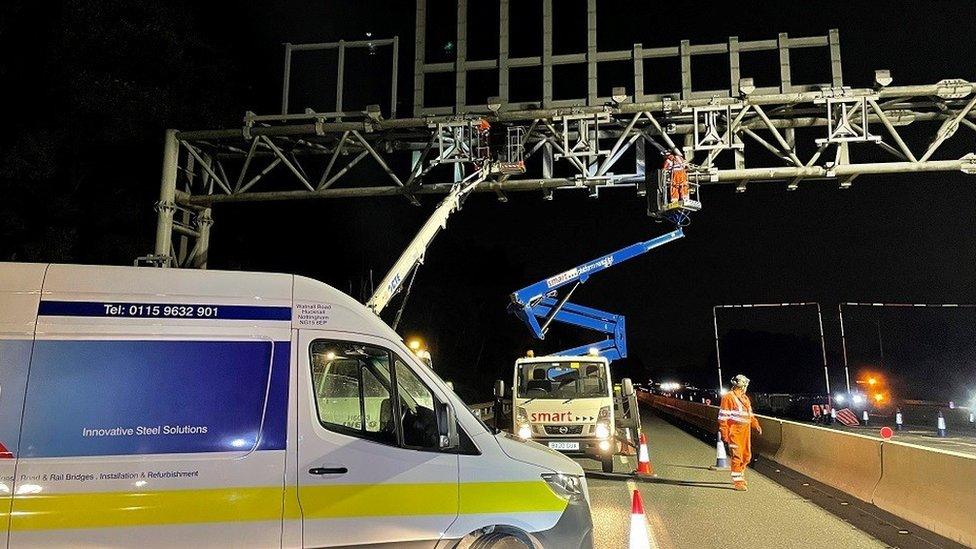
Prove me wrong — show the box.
[822,423,976,456]
[580,408,962,548]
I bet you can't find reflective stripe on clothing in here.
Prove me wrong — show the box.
[728,392,751,418]
[718,391,757,425]
[718,410,753,423]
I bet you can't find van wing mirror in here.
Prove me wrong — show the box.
[436,402,458,450]
[493,379,505,399]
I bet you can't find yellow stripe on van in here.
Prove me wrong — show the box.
[459,481,567,514]
[298,483,458,518]
[8,487,285,530]
[7,481,565,531]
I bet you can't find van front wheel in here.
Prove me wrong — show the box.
[472,532,532,548]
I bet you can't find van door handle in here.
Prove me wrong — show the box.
[309,467,348,475]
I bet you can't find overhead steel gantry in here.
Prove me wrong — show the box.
[145,0,976,268]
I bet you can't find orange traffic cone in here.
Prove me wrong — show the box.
[629,489,651,549]
[635,432,654,476]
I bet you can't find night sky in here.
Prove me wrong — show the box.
[3,0,975,403]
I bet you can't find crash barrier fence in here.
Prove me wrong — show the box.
[638,392,976,547]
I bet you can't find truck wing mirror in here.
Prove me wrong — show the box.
[621,378,635,397]
[436,402,458,450]
[493,380,505,399]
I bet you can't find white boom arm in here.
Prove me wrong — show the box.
[366,168,488,315]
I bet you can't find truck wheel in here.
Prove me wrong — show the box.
[601,455,614,473]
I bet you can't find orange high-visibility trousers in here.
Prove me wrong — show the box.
[727,423,752,484]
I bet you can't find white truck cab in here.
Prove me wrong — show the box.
[0,262,593,548]
[512,355,618,473]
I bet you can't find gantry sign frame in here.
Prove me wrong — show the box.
[146,0,976,268]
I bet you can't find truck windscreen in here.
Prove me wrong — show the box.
[517,361,608,399]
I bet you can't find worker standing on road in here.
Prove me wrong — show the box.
[719,374,762,491]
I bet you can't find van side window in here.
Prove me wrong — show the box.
[394,359,439,449]
[310,341,397,446]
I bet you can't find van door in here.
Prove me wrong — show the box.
[297,330,459,547]
[0,264,45,543]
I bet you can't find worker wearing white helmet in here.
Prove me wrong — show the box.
[718,374,762,491]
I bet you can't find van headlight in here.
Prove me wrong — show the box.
[594,422,610,440]
[516,407,528,423]
[517,423,532,440]
[541,473,586,503]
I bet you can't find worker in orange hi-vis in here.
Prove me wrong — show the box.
[665,154,689,204]
[718,374,762,491]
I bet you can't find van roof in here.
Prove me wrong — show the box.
[4,262,401,340]
[44,263,294,302]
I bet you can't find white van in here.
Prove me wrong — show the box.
[0,263,593,548]
[511,355,618,473]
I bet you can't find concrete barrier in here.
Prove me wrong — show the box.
[647,395,976,546]
[873,442,976,547]
[774,421,883,503]
[753,415,782,458]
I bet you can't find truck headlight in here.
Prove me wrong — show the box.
[516,406,528,423]
[517,423,532,439]
[541,473,586,503]
[594,422,610,440]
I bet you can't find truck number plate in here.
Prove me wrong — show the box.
[548,441,580,451]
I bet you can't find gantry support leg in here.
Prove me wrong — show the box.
[153,129,179,267]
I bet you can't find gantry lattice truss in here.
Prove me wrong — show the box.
[146,0,976,268]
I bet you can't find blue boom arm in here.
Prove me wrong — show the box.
[509,228,683,361]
